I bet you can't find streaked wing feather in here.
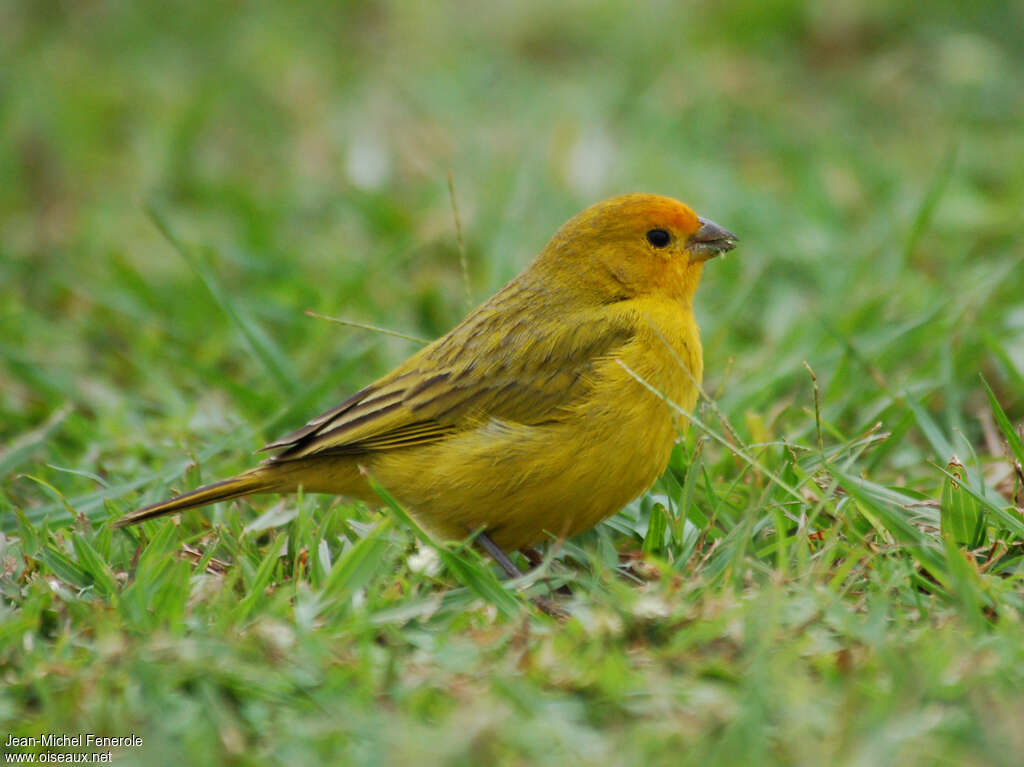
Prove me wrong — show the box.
[310,421,456,456]
[264,291,635,462]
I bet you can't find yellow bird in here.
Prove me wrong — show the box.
[114,194,736,568]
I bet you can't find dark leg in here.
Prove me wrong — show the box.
[476,532,565,617]
[521,547,544,569]
[520,546,573,597]
[476,531,524,579]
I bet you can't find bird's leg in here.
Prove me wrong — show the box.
[520,547,544,569]
[475,532,566,617]
[475,531,525,579]
[473,532,569,614]
[520,546,573,597]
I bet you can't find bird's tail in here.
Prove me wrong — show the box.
[112,468,279,528]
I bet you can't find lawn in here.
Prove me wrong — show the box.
[3,1,1024,764]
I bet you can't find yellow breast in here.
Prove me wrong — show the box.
[366,297,702,550]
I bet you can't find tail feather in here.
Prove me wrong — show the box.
[112,469,277,528]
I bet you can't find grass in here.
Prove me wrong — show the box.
[3,1,1024,764]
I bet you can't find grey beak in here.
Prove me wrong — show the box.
[688,216,739,263]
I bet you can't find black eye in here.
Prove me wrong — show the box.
[646,229,671,248]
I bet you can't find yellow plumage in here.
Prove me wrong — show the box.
[114,194,737,552]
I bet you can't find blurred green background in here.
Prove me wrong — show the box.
[3,1,1024,764]
[4,0,1021,458]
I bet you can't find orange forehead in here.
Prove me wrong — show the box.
[583,193,700,236]
[637,195,700,234]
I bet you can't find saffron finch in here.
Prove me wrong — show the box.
[114,194,737,559]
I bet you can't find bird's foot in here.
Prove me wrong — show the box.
[474,533,570,615]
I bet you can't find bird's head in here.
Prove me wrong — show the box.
[538,193,737,305]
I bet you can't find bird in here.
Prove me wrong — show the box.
[113,194,737,571]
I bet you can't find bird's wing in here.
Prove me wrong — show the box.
[262,299,635,461]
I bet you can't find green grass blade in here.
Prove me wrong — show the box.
[36,544,92,591]
[320,517,394,604]
[71,532,119,599]
[980,374,1024,466]
[146,203,298,396]
[906,393,954,463]
[940,458,984,548]
[234,533,287,621]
